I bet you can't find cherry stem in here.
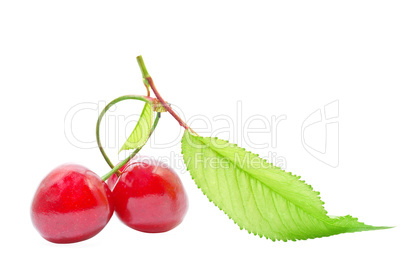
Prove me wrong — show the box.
[96,95,160,181]
[136,56,198,135]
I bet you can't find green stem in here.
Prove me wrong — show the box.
[137,56,151,93]
[137,56,150,79]
[100,112,160,181]
[96,94,157,179]
[136,55,199,136]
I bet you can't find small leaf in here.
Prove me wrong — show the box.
[119,103,153,153]
[181,130,391,241]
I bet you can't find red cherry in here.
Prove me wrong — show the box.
[112,159,188,233]
[31,164,114,243]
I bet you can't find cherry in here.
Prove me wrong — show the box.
[31,164,114,243]
[110,159,188,233]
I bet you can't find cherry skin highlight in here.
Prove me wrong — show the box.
[31,164,114,243]
[111,159,188,233]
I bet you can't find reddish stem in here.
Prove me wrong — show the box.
[146,77,190,129]
[136,55,197,135]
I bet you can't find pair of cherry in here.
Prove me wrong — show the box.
[31,56,192,243]
[31,156,188,243]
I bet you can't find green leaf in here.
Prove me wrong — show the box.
[181,130,391,241]
[119,103,154,153]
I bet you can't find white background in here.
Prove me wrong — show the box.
[1,1,401,267]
